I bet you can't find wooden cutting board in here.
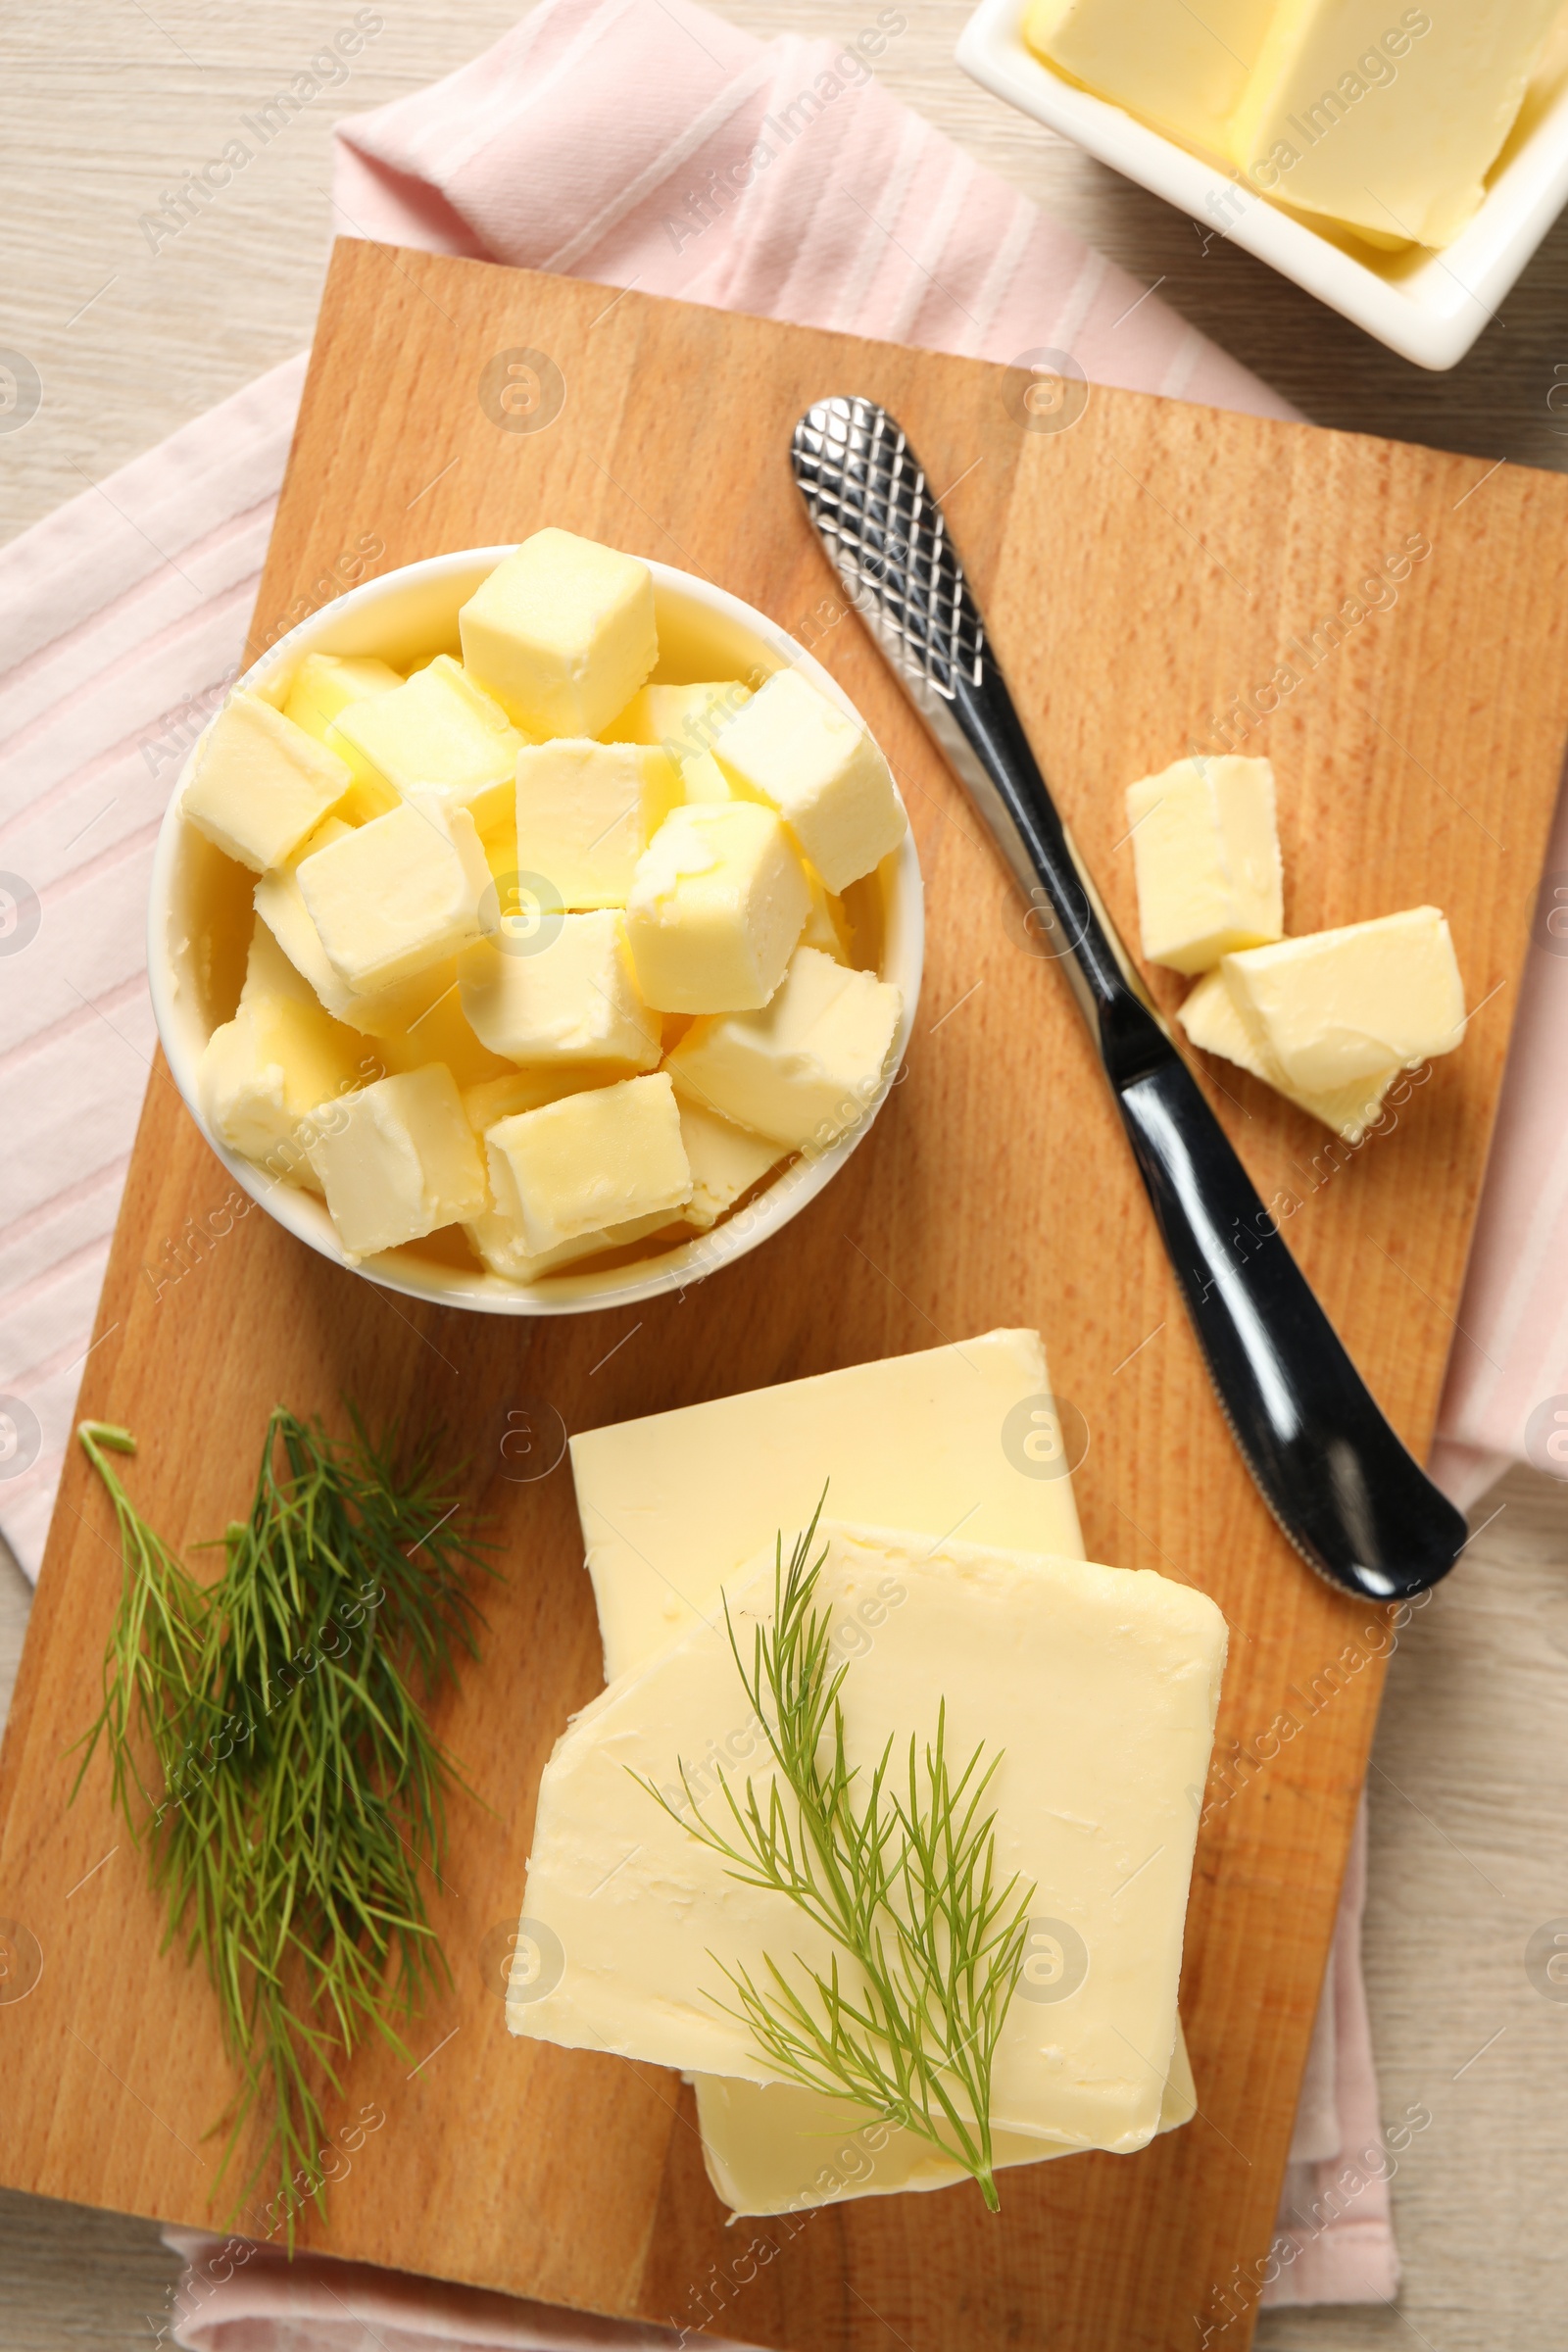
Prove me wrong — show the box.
[3,239,1566,2352]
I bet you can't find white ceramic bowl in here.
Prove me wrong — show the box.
[956,0,1568,371]
[148,548,923,1318]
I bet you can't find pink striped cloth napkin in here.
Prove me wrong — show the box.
[16,0,1545,2329]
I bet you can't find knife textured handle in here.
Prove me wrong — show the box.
[792,396,1164,1079]
[791,395,1466,1603]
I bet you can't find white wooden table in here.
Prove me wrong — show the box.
[4,4,1568,2345]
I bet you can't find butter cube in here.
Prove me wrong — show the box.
[510,1522,1227,2160]
[255,833,466,1039]
[465,1200,674,1284]
[462,1068,618,1131]
[623,803,809,1014]
[296,796,490,993]
[679,750,733,804]
[198,992,363,1178]
[800,860,852,963]
[254,817,359,1019]
[674,1091,786,1230]
[604,680,753,763]
[239,911,315,1009]
[368,964,515,1091]
[665,945,902,1150]
[1222,906,1466,1093]
[282,652,402,745]
[325,656,522,835]
[1126,756,1283,975]
[1232,0,1562,249]
[459,528,658,737]
[307,1064,486,1260]
[710,669,906,893]
[485,1070,690,1256]
[457,911,662,1070]
[1178,968,1398,1142]
[514,740,683,909]
[1024,0,1272,157]
[182,694,352,872]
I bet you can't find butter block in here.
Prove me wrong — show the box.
[710,669,906,893]
[570,1327,1084,1683]
[510,1522,1227,2159]
[1232,0,1561,249]
[1178,968,1398,1142]
[604,680,753,764]
[1221,906,1465,1092]
[325,656,523,835]
[182,694,352,872]
[282,652,402,746]
[460,528,658,737]
[307,1063,486,1261]
[664,945,901,1151]
[515,740,684,910]
[623,803,809,1014]
[696,2027,1198,2216]
[198,992,363,1176]
[675,1091,786,1231]
[1024,0,1272,155]
[457,911,662,1070]
[296,796,490,993]
[465,1200,674,1284]
[485,1069,690,1255]
[1126,755,1284,975]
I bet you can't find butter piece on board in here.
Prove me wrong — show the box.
[694,2025,1199,2216]
[570,1327,1085,1685]
[1220,905,1465,1092]
[1178,966,1398,1142]
[1126,755,1283,975]
[509,1521,1227,2156]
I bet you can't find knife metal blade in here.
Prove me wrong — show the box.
[791,393,1465,1602]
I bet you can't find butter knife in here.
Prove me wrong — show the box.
[790,394,1465,1602]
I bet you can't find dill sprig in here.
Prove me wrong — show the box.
[638,1511,1033,2210]
[73,1409,489,2243]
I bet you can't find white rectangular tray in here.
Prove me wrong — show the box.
[956,0,1568,371]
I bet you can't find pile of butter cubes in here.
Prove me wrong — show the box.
[1124,754,1466,1140]
[184,529,906,1282]
[1026,0,1561,251]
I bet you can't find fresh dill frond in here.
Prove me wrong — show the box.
[74,1408,490,2243]
[637,1508,1033,2210]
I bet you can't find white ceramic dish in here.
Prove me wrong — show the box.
[148,548,923,1318]
[956,0,1568,371]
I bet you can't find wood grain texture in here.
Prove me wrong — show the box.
[1,240,1566,2352]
